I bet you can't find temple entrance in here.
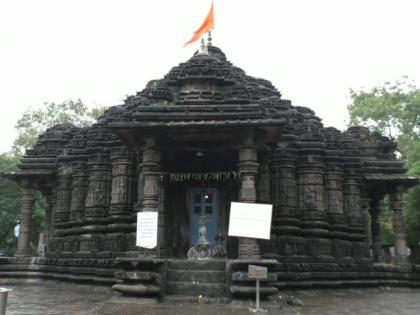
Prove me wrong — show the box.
[188,188,219,247]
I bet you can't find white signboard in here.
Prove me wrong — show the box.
[136,211,158,249]
[228,202,272,240]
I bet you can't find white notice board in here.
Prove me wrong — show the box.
[136,211,158,249]
[228,202,272,240]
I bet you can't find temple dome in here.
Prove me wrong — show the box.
[122,45,282,108]
[104,44,310,130]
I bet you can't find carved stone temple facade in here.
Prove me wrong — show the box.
[2,43,419,300]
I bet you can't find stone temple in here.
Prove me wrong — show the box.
[1,41,419,300]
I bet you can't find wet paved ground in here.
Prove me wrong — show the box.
[2,280,420,315]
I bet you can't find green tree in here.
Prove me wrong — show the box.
[0,154,21,256]
[12,99,105,157]
[348,76,420,245]
[0,99,105,255]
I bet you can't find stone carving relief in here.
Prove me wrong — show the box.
[111,176,128,203]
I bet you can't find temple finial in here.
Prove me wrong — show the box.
[207,31,212,46]
[198,38,209,55]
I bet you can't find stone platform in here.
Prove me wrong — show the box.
[4,281,420,315]
[2,256,420,304]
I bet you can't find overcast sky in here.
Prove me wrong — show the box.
[1,0,419,154]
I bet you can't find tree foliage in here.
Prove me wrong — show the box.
[348,76,420,164]
[348,76,420,245]
[12,99,105,157]
[0,154,21,255]
[0,100,105,255]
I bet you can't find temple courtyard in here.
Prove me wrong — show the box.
[2,280,420,314]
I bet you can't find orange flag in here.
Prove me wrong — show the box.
[184,2,214,46]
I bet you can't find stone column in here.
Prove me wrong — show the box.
[137,139,165,257]
[342,135,369,260]
[15,186,35,257]
[370,195,384,263]
[110,147,134,218]
[237,135,260,258]
[257,155,271,204]
[69,161,88,222]
[54,165,72,224]
[77,152,111,254]
[270,128,302,258]
[102,146,134,254]
[391,185,407,265]
[296,120,331,259]
[44,193,54,245]
[85,152,111,220]
[324,128,352,260]
[52,160,74,255]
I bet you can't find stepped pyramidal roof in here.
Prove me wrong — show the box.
[105,44,305,128]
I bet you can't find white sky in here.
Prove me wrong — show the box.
[1,0,419,154]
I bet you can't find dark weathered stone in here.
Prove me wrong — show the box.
[166,281,227,297]
[15,185,35,257]
[112,283,161,296]
[230,285,278,296]
[1,42,419,301]
[231,271,276,282]
[287,297,304,306]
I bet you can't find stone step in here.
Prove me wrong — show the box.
[230,285,279,297]
[165,281,228,297]
[112,283,161,296]
[168,259,226,271]
[163,294,230,304]
[0,271,117,284]
[167,269,225,283]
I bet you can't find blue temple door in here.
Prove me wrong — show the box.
[189,188,219,247]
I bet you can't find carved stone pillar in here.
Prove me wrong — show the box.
[15,186,35,257]
[324,128,351,260]
[110,147,134,218]
[69,161,88,222]
[270,127,302,258]
[343,179,363,229]
[391,185,407,265]
[54,164,72,225]
[54,175,71,228]
[325,160,350,259]
[76,152,111,255]
[85,152,111,220]
[296,126,331,259]
[46,189,59,255]
[342,135,369,260]
[370,196,384,263]
[237,137,260,258]
[257,155,271,203]
[101,147,134,254]
[361,191,372,261]
[137,139,165,257]
[43,193,54,246]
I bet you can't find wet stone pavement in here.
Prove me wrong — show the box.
[2,280,420,315]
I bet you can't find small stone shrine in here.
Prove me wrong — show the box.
[1,38,419,301]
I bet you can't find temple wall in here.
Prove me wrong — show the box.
[267,118,371,263]
[14,122,403,264]
[48,137,139,257]
[43,126,374,263]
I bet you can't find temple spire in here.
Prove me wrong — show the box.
[207,31,212,46]
[198,38,209,55]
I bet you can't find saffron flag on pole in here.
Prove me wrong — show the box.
[184,1,214,46]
